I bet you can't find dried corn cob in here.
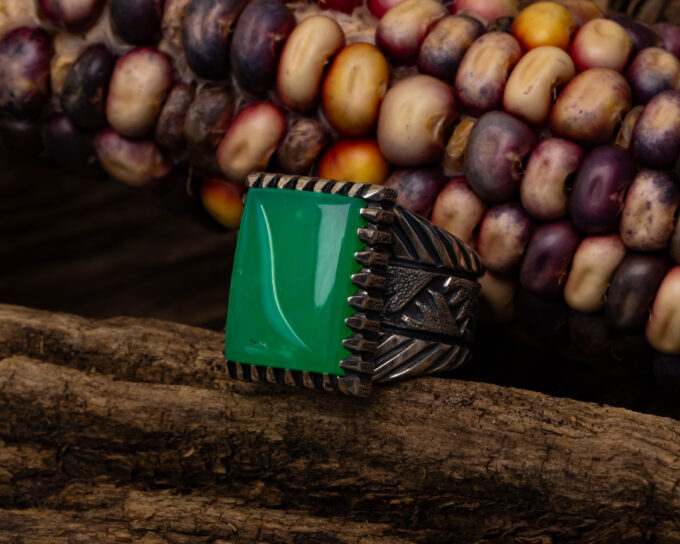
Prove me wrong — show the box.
[1,0,680,387]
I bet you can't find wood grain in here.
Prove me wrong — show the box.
[1,305,680,542]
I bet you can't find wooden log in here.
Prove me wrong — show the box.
[1,305,680,541]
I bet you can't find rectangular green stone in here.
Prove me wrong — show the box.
[225,187,367,376]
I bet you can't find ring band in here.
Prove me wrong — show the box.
[224,172,483,396]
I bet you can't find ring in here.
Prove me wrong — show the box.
[224,172,484,396]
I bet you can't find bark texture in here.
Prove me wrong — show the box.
[1,304,680,543]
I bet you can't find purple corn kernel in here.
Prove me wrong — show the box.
[654,22,680,59]
[110,0,164,45]
[38,0,106,33]
[184,84,234,152]
[631,90,680,170]
[0,117,43,158]
[154,82,195,150]
[520,220,580,297]
[61,44,115,130]
[231,0,296,96]
[604,252,670,333]
[385,168,447,217]
[0,27,52,119]
[568,145,636,235]
[464,110,536,203]
[182,0,246,80]
[606,11,663,51]
[515,288,569,344]
[417,15,483,84]
[626,47,680,105]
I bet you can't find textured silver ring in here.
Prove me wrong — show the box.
[224,172,484,397]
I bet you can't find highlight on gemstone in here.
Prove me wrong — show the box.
[225,187,368,376]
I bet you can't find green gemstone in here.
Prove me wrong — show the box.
[225,188,367,376]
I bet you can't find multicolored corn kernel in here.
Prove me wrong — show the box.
[384,168,447,216]
[417,15,484,83]
[549,68,632,147]
[511,1,577,51]
[231,0,295,96]
[61,44,114,130]
[464,110,536,202]
[277,15,345,112]
[37,0,105,33]
[368,0,404,19]
[377,74,457,167]
[106,47,173,138]
[154,82,195,151]
[604,253,670,334]
[519,220,580,297]
[184,84,234,152]
[646,267,680,354]
[375,0,447,66]
[620,170,680,252]
[318,140,390,185]
[431,176,486,246]
[520,137,583,221]
[181,0,246,80]
[477,202,532,274]
[275,117,329,175]
[95,127,172,187]
[502,45,574,125]
[216,102,287,183]
[455,31,522,115]
[110,0,164,45]
[0,27,52,118]
[563,234,626,313]
[568,145,636,235]
[626,47,680,105]
[631,90,680,170]
[200,177,244,230]
[569,18,632,72]
[322,43,389,137]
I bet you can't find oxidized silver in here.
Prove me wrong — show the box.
[227,172,484,397]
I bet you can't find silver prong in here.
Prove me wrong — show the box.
[235,363,245,381]
[342,334,378,353]
[358,225,392,245]
[360,207,395,224]
[250,365,260,382]
[266,367,277,384]
[354,248,389,267]
[351,270,387,289]
[339,355,374,375]
[345,313,381,332]
[348,290,384,311]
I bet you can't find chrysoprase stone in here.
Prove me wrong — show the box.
[225,188,367,376]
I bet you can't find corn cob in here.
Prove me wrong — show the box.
[1,0,680,387]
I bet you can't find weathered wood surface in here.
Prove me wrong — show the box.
[1,304,680,543]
